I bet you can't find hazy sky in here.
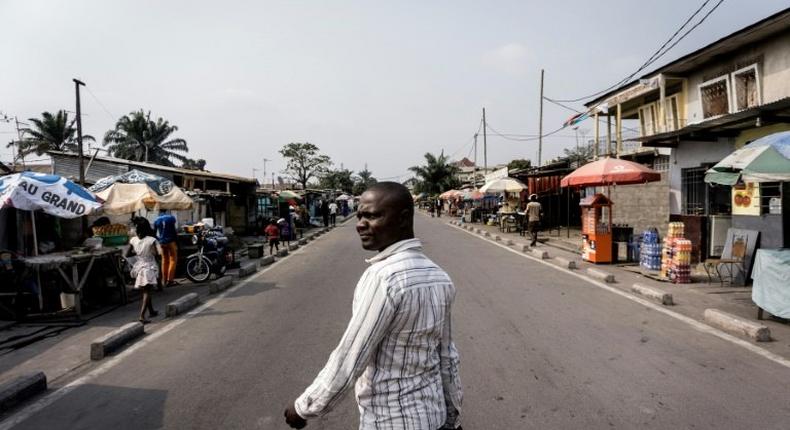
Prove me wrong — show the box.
[0,0,786,183]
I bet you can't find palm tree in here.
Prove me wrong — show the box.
[408,152,460,195]
[103,110,189,166]
[10,110,95,158]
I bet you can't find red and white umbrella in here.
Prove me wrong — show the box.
[560,157,661,188]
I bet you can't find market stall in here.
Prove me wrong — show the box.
[561,157,661,264]
[480,177,527,231]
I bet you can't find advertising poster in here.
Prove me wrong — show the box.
[732,182,760,216]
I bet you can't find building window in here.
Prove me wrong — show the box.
[699,76,730,119]
[732,64,760,111]
[653,155,670,172]
[638,103,658,136]
[682,167,707,215]
[664,95,680,132]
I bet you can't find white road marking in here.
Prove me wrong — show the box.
[447,222,790,370]
[0,231,325,429]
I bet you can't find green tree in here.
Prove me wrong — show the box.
[10,110,95,158]
[507,158,532,172]
[408,152,460,195]
[563,144,594,166]
[103,110,188,166]
[319,168,354,193]
[352,167,377,195]
[279,142,332,189]
[182,158,207,170]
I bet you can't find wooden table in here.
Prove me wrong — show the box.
[22,247,127,317]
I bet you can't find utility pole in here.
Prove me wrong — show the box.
[473,133,478,188]
[263,158,270,187]
[482,108,487,178]
[538,69,544,167]
[252,168,259,183]
[73,79,86,185]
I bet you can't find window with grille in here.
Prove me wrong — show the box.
[682,167,707,215]
[699,76,730,119]
[733,65,760,111]
[653,155,670,172]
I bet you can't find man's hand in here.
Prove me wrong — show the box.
[284,403,307,429]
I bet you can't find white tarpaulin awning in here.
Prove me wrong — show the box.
[0,172,101,218]
[93,182,193,214]
[480,177,528,193]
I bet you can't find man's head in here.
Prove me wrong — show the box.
[530,193,537,202]
[356,182,414,251]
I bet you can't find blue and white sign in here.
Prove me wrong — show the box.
[0,172,102,218]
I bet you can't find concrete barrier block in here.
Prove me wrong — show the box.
[505,239,514,246]
[277,248,289,257]
[493,235,502,241]
[166,293,200,318]
[288,243,300,251]
[520,244,530,253]
[587,268,615,283]
[530,248,549,259]
[260,255,275,266]
[238,261,259,277]
[554,256,577,269]
[483,231,491,237]
[209,276,233,294]
[90,322,144,360]
[704,309,771,342]
[0,372,47,412]
[298,238,307,245]
[631,283,674,305]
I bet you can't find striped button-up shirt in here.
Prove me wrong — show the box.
[295,238,462,429]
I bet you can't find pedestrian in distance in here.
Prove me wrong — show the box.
[284,182,463,430]
[526,193,543,247]
[321,199,330,227]
[428,201,435,217]
[154,209,178,288]
[264,219,280,255]
[328,200,338,226]
[435,198,442,218]
[126,217,160,324]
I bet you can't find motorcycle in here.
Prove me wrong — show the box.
[185,226,234,283]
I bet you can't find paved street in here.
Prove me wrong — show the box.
[4,215,790,430]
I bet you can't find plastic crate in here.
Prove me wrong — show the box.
[102,235,129,246]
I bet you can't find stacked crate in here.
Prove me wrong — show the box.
[639,228,661,271]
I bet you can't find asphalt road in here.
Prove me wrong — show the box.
[4,215,790,429]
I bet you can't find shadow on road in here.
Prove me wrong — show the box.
[226,282,279,298]
[10,383,167,430]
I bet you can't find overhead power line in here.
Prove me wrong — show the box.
[549,0,725,103]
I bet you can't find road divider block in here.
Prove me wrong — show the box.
[277,248,289,257]
[631,283,673,305]
[530,248,549,259]
[0,372,47,412]
[493,234,502,241]
[238,261,259,277]
[209,276,233,294]
[553,256,577,269]
[166,293,200,318]
[505,239,514,246]
[298,238,307,245]
[587,268,615,283]
[288,243,300,251]
[704,309,771,342]
[260,255,275,266]
[90,322,144,360]
[483,231,491,237]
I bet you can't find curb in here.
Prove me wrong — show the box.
[90,322,144,360]
[504,239,514,246]
[0,372,47,413]
[631,283,674,305]
[493,234,502,242]
[288,243,300,251]
[260,255,275,266]
[298,238,308,245]
[209,276,234,294]
[483,231,491,237]
[530,248,549,259]
[238,261,259,277]
[587,268,615,283]
[277,248,289,257]
[704,309,771,342]
[166,293,200,318]
[553,256,577,269]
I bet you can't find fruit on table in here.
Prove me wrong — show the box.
[92,224,130,236]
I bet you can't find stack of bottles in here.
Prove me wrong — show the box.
[639,228,661,271]
[670,239,692,283]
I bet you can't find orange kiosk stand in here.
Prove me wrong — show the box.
[580,194,613,263]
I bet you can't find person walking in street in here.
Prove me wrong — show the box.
[321,199,330,227]
[328,200,338,226]
[526,193,543,247]
[435,198,442,218]
[284,182,463,430]
[127,217,159,324]
[265,219,280,255]
[154,209,178,288]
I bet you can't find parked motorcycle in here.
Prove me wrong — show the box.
[185,226,234,283]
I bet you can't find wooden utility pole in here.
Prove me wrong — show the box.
[538,69,544,167]
[473,133,478,188]
[73,79,86,185]
[482,107,487,178]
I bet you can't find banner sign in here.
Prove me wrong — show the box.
[0,172,101,218]
[484,167,509,183]
[732,182,760,216]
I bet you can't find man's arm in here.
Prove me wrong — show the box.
[292,271,397,419]
[440,290,463,429]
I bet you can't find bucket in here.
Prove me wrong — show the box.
[60,293,76,309]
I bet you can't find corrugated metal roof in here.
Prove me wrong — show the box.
[48,150,256,183]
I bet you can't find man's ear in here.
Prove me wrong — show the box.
[398,209,411,229]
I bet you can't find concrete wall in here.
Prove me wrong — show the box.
[607,172,670,237]
[668,138,736,215]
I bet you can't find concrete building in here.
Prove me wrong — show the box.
[583,8,790,259]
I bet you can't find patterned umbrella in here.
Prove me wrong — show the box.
[0,172,101,218]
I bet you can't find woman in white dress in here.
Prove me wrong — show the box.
[127,218,160,323]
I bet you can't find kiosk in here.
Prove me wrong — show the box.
[580,194,613,263]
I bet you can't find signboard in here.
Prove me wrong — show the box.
[732,182,760,216]
[484,167,509,183]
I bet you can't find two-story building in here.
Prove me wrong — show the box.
[583,8,790,260]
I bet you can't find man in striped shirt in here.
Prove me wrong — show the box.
[285,182,463,430]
